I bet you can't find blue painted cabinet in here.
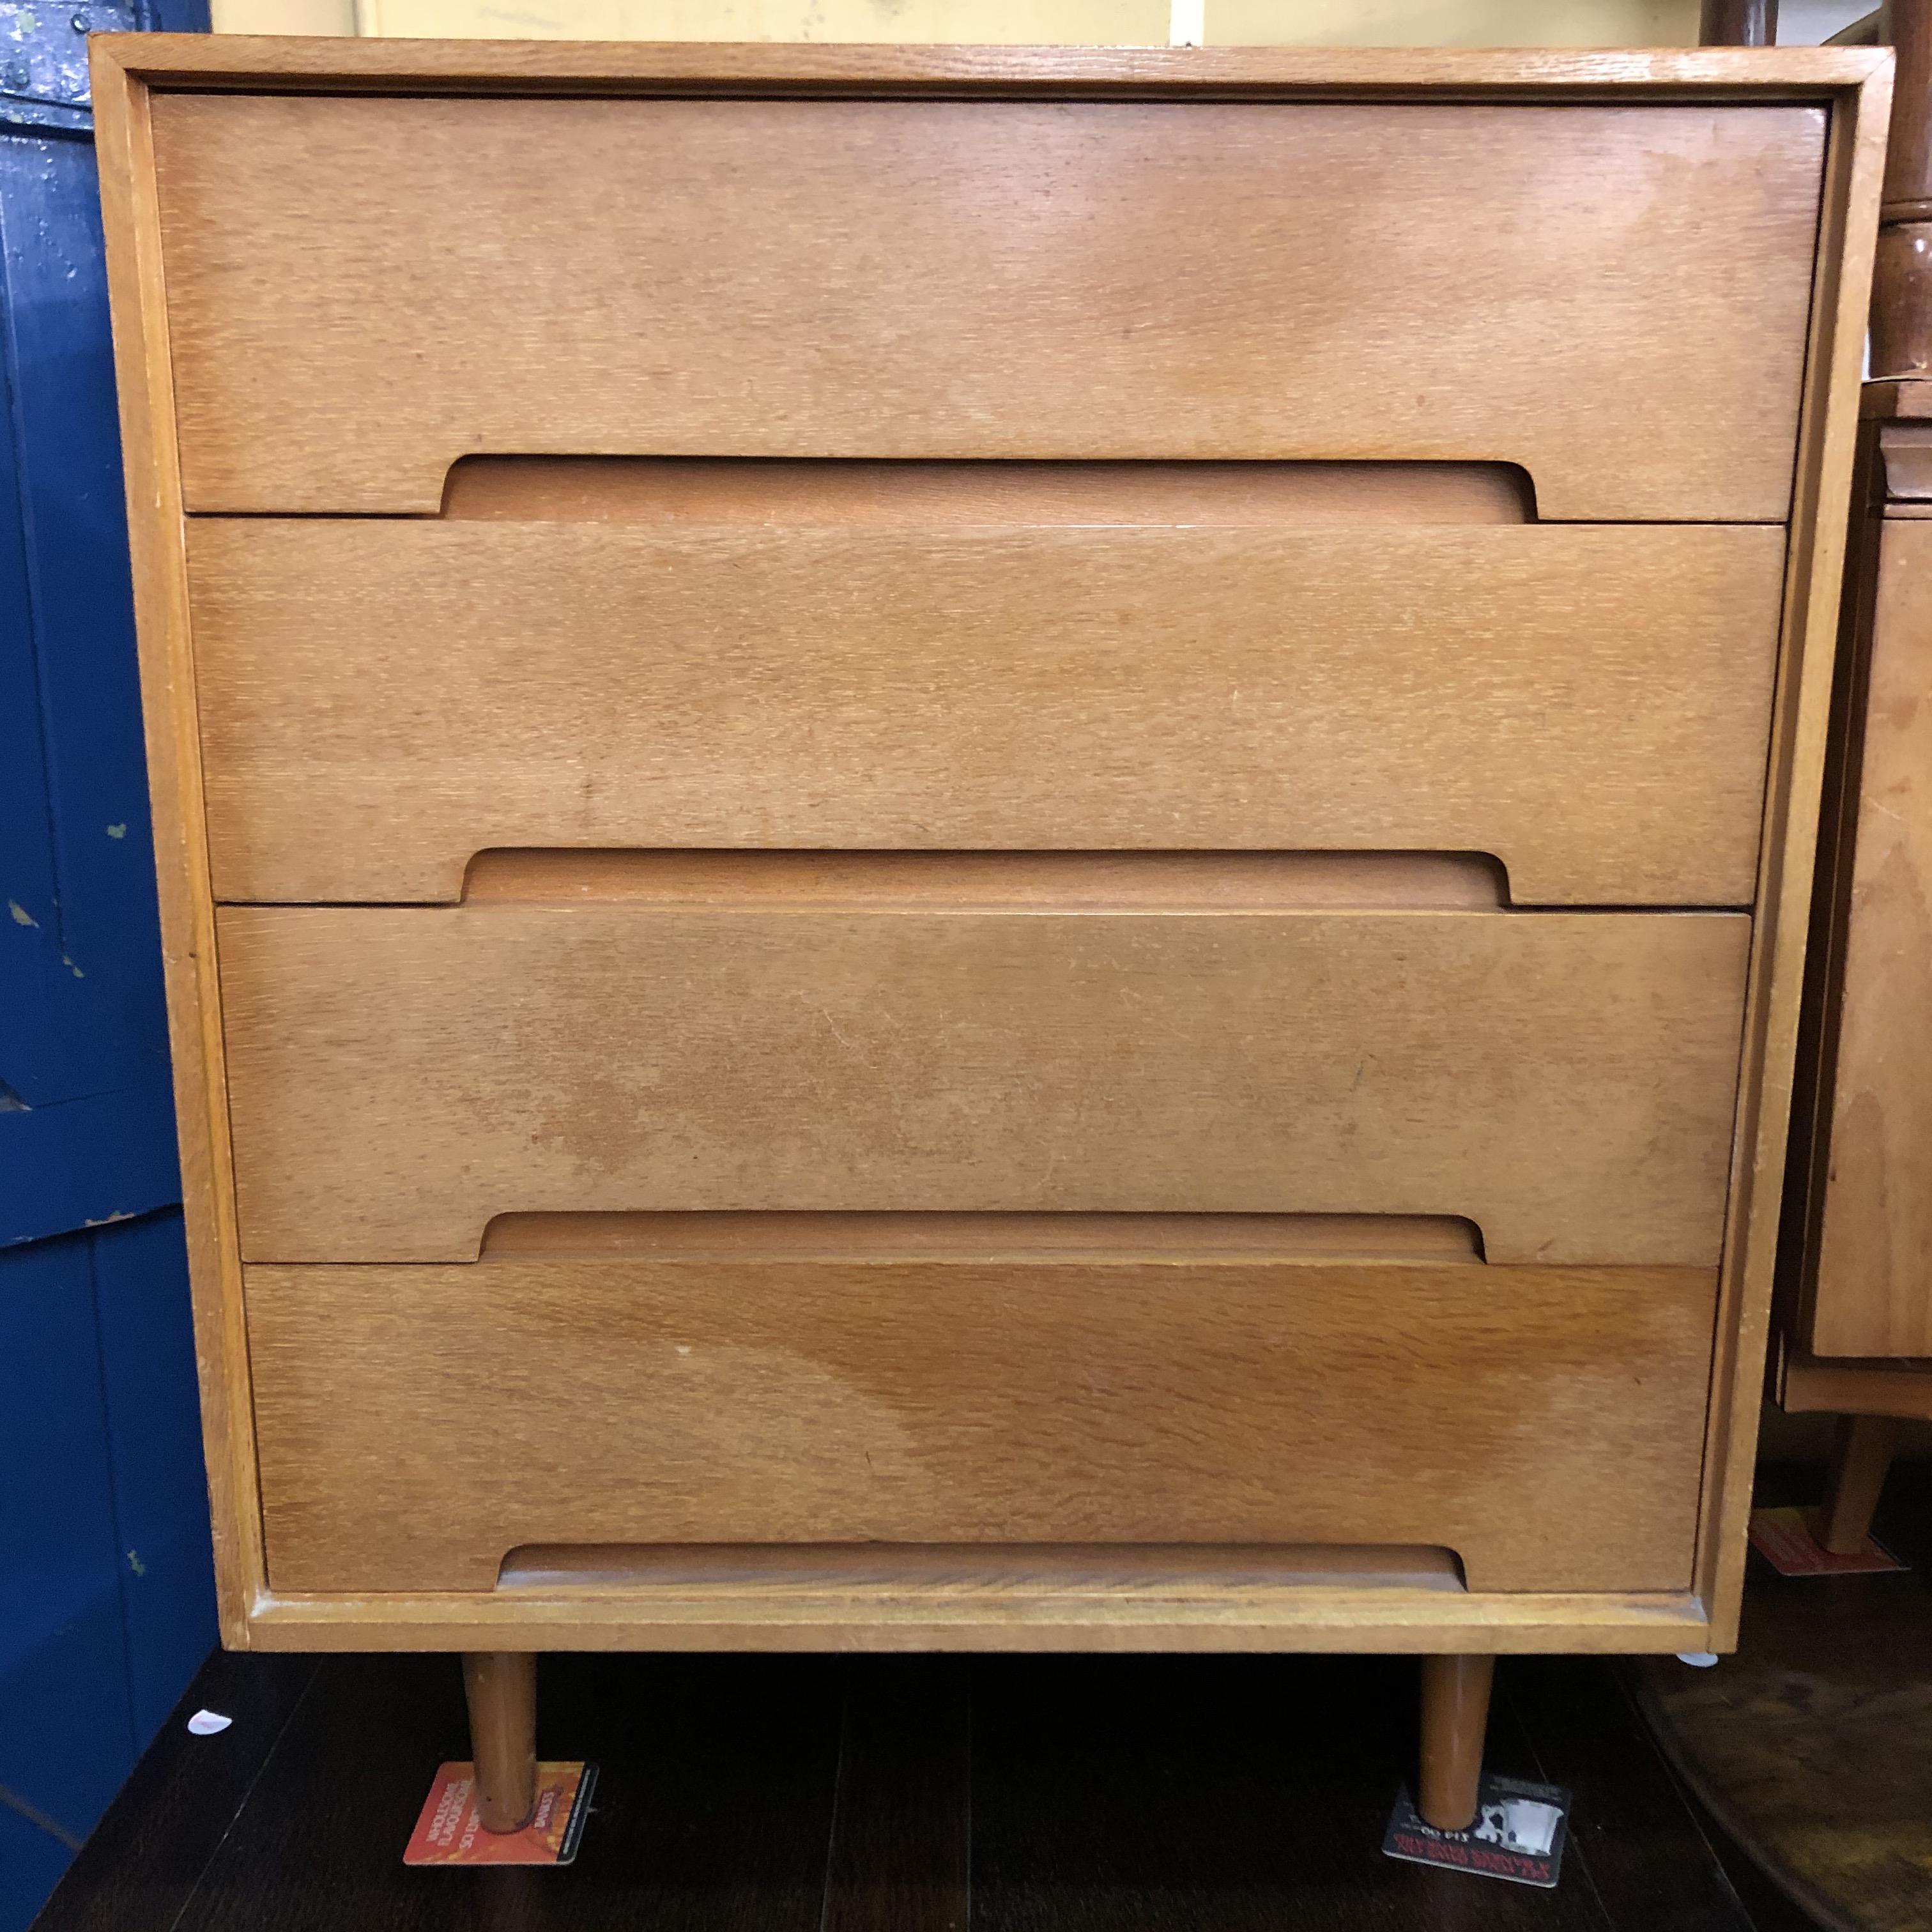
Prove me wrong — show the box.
[1,5,215,1926]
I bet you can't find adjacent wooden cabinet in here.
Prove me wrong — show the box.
[92,37,1887,1835]
[1774,0,1932,1557]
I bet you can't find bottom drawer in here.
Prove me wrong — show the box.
[246,1232,1717,1597]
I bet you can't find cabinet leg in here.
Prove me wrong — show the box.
[1418,1653,1494,1832]
[1816,1414,1899,1556]
[463,1651,538,1833]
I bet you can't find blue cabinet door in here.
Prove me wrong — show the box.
[0,6,216,1926]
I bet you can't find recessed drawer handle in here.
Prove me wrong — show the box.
[437,455,1537,526]
[493,1542,1470,1594]
[457,848,1512,910]
[477,1210,1487,1265]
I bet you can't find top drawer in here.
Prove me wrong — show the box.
[147,95,1825,518]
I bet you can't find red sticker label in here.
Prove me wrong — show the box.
[404,1761,596,1866]
[1748,1506,1906,1577]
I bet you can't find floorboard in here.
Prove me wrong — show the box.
[1505,1656,1754,1932]
[31,1649,316,1932]
[969,1654,1613,1932]
[1636,1460,1932,1932]
[822,1657,969,1932]
[33,1647,1793,1932]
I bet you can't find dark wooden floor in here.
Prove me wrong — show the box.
[1637,1460,1932,1932]
[34,1630,1815,1932]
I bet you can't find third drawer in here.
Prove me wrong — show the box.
[215,896,1751,1268]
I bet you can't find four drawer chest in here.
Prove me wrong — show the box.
[93,36,1887,1834]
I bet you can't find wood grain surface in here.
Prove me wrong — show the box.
[439,454,1537,524]
[1688,54,1889,1644]
[215,903,1751,1266]
[457,851,1512,914]
[187,521,1788,907]
[85,37,1888,1651]
[243,1256,1718,1597]
[217,1586,1722,1655]
[478,1208,1485,1263]
[1807,518,1932,1356]
[493,1545,1471,1592]
[148,94,1823,517]
[1779,1351,1932,1421]
[89,47,266,1644]
[93,34,1889,91]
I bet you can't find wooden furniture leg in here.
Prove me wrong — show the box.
[1816,1414,1899,1555]
[463,1651,538,1832]
[1418,1653,1494,1832]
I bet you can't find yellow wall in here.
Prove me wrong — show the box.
[352,0,1169,40]
[215,0,356,29]
[1211,0,1699,45]
[209,0,1710,46]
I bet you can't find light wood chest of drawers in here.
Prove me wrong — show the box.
[95,35,1887,1831]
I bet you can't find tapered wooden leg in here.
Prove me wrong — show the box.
[1419,1653,1494,1832]
[1816,1414,1899,1556]
[463,1651,537,1833]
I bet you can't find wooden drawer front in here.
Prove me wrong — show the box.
[216,901,1750,1266]
[188,519,1786,908]
[148,95,1823,518]
[245,1255,1718,1597]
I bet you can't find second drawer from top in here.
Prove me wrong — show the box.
[188,514,1787,908]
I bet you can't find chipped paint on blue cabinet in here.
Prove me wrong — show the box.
[0,1232,139,1848]
[0,53,176,1247]
[0,1808,75,1927]
[0,5,215,1927]
[2,5,139,133]
[90,1210,220,1744]
[0,1215,217,1926]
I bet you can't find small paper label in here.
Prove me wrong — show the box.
[1748,1505,1906,1577]
[1382,1772,1572,1888]
[404,1761,597,1867]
